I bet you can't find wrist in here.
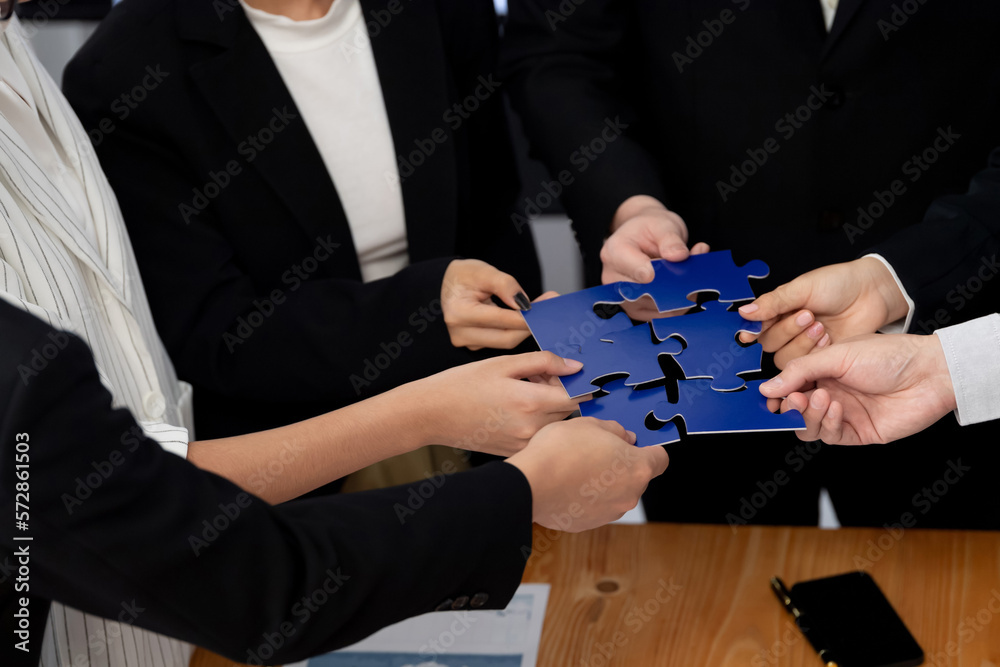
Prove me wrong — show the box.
[860,256,910,327]
[505,452,544,524]
[390,380,443,448]
[922,334,958,413]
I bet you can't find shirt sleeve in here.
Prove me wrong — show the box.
[136,421,190,458]
[934,313,1000,426]
[864,254,916,334]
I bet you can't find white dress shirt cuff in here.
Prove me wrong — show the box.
[138,421,190,458]
[934,314,1000,426]
[864,253,915,334]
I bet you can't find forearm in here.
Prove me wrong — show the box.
[868,147,1000,328]
[503,0,668,255]
[187,382,432,503]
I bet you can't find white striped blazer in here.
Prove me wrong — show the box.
[1,17,193,667]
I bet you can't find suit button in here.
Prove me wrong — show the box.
[451,596,470,610]
[470,593,489,608]
[435,599,453,612]
[818,209,843,231]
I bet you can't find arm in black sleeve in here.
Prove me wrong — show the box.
[445,0,541,296]
[502,0,668,263]
[0,310,531,663]
[61,115,472,404]
[868,146,1000,330]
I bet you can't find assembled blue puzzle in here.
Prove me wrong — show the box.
[522,250,805,444]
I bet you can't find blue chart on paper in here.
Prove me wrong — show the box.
[311,653,522,667]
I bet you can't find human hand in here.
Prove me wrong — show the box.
[441,259,556,351]
[600,195,710,285]
[738,257,910,369]
[507,417,669,532]
[413,351,589,457]
[759,333,956,445]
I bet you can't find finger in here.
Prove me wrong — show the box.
[690,242,711,255]
[656,230,691,263]
[640,445,670,477]
[799,388,831,441]
[453,327,532,350]
[477,265,529,312]
[757,310,816,353]
[759,348,849,397]
[773,321,826,369]
[602,237,657,284]
[818,397,846,444]
[533,291,560,303]
[778,392,809,416]
[576,416,630,442]
[738,277,812,323]
[504,351,585,379]
[453,301,531,330]
[517,381,584,413]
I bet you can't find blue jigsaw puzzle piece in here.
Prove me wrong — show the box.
[653,379,805,434]
[521,282,632,356]
[522,283,634,396]
[650,301,763,392]
[557,323,684,398]
[618,250,770,313]
[580,379,681,447]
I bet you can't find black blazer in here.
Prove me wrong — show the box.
[0,300,531,667]
[503,0,1000,292]
[63,0,540,438]
[874,146,1000,327]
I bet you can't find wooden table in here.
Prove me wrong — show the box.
[191,523,1000,666]
[522,524,1000,666]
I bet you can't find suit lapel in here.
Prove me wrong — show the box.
[0,20,130,304]
[821,0,866,61]
[361,0,457,262]
[179,0,363,277]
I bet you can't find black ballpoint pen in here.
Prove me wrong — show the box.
[770,576,839,667]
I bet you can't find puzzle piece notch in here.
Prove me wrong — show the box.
[650,301,763,392]
[579,379,681,447]
[617,250,770,314]
[522,282,634,356]
[555,322,684,398]
[652,379,805,434]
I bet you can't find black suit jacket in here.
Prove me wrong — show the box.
[503,0,1000,291]
[63,0,540,438]
[502,0,1000,528]
[873,146,1000,327]
[0,300,531,667]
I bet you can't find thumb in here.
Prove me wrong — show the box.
[605,239,657,284]
[656,232,691,263]
[576,416,632,443]
[477,263,530,312]
[506,351,584,379]
[739,278,811,324]
[639,445,670,477]
[759,346,849,397]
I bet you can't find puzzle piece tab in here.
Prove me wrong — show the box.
[653,379,805,434]
[579,379,681,447]
[557,323,684,398]
[651,301,763,392]
[618,250,769,313]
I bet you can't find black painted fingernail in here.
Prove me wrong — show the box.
[515,292,531,311]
